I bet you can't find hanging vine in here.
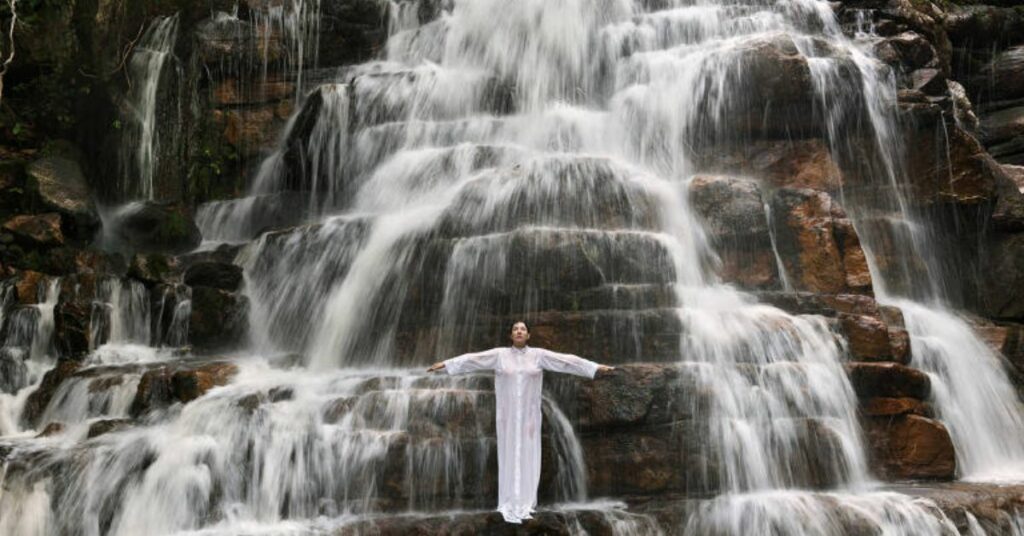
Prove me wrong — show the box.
[0,0,17,107]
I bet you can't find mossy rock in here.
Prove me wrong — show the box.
[111,202,201,254]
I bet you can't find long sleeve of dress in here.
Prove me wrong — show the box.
[537,349,600,379]
[443,348,500,375]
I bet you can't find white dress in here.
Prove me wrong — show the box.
[443,345,600,524]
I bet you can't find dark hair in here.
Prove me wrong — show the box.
[509,320,530,334]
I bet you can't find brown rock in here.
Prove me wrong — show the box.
[3,213,64,246]
[702,139,843,192]
[992,164,1024,231]
[689,175,778,289]
[87,418,132,438]
[213,79,294,106]
[216,105,286,155]
[171,362,239,403]
[862,397,931,417]
[904,120,1001,204]
[863,414,956,480]
[770,188,871,294]
[846,362,931,400]
[21,360,82,428]
[14,270,47,304]
[980,233,1024,320]
[841,314,893,361]
[25,153,99,236]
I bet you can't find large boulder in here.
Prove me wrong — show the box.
[183,261,243,291]
[189,286,249,351]
[25,152,99,239]
[109,202,202,254]
[862,414,956,480]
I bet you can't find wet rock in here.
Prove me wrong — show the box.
[87,418,132,439]
[993,165,1024,231]
[845,362,930,400]
[318,0,391,66]
[332,504,635,535]
[183,261,243,291]
[171,362,239,403]
[879,31,937,71]
[903,118,1002,204]
[213,103,292,156]
[862,397,932,417]
[980,232,1024,321]
[732,35,855,137]
[36,422,65,437]
[25,153,99,238]
[54,275,98,359]
[131,361,239,416]
[212,79,294,106]
[689,175,778,290]
[945,5,1024,50]
[13,270,47,304]
[188,286,249,351]
[981,106,1024,149]
[911,68,945,96]
[3,213,65,247]
[770,188,872,294]
[113,202,202,254]
[130,367,174,417]
[708,139,843,193]
[975,46,1024,104]
[840,313,898,362]
[0,350,27,394]
[128,253,180,285]
[21,359,82,428]
[862,414,956,480]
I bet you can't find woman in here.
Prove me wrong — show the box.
[427,321,614,524]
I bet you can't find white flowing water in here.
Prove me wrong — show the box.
[3,0,1024,535]
[818,9,1024,481]
[119,15,180,201]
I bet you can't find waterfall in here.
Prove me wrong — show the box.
[805,7,1024,481]
[5,0,1024,534]
[119,15,180,201]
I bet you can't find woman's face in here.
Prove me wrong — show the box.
[510,322,530,347]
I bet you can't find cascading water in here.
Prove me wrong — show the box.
[811,8,1024,481]
[119,15,180,201]
[4,0,1024,535]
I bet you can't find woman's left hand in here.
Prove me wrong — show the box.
[597,365,615,374]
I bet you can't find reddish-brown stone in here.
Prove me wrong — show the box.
[863,414,956,480]
[841,313,893,361]
[3,213,64,246]
[846,362,931,400]
[14,270,46,304]
[862,397,931,417]
[171,362,239,403]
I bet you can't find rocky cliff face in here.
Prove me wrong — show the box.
[3,0,1024,535]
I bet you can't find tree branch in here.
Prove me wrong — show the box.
[0,0,17,107]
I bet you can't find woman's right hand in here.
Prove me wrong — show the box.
[427,362,445,373]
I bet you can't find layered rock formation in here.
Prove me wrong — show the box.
[2,0,1024,534]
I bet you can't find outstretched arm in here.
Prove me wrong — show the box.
[537,349,613,379]
[427,348,501,375]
